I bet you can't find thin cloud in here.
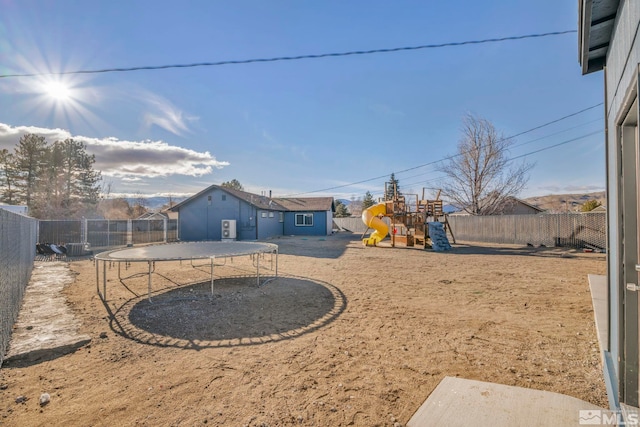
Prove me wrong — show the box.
[138,90,198,136]
[535,183,605,194]
[0,123,229,179]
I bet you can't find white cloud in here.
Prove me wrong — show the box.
[0,123,229,179]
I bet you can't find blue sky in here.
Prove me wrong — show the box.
[0,1,604,202]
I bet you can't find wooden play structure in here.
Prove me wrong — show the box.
[361,182,455,249]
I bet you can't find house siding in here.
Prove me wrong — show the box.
[174,187,333,241]
[178,188,257,241]
[283,211,328,236]
[256,210,283,240]
[604,1,640,382]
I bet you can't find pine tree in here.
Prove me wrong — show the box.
[8,134,102,218]
[221,179,244,191]
[385,173,400,200]
[334,200,350,217]
[0,149,18,204]
[362,191,376,210]
[13,133,48,208]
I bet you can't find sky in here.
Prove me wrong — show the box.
[0,1,605,203]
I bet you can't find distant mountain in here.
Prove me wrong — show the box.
[523,191,605,213]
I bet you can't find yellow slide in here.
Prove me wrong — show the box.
[361,203,388,246]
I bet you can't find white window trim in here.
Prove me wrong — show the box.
[295,213,314,226]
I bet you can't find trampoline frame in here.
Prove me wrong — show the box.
[94,241,278,302]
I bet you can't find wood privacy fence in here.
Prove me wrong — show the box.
[446,212,606,249]
[0,209,37,366]
[334,212,606,250]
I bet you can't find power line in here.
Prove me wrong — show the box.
[0,30,577,79]
[284,102,602,196]
[390,130,604,192]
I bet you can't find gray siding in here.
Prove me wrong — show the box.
[604,0,640,377]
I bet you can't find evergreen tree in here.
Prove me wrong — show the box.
[362,191,376,210]
[334,200,350,217]
[0,149,18,204]
[13,133,48,208]
[385,173,400,200]
[221,179,244,191]
[5,134,102,218]
[581,199,602,212]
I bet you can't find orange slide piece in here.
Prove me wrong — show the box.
[361,203,388,246]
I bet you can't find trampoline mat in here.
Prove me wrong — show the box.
[95,241,278,262]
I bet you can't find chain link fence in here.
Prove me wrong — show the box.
[0,209,37,366]
[38,218,178,253]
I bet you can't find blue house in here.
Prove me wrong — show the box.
[170,184,335,241]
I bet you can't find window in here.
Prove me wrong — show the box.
[279,212,284,223]
[261,211,267,218]
[221,195,226,201]
[295,213,313,226]
[269,212,274,218]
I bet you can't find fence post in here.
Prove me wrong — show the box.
[163,217,168,243]
[127,220,132,247]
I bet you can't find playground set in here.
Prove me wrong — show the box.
[361,182,455,250]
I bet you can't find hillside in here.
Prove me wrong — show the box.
[524,191,606,213]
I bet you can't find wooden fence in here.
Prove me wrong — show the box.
[334,212,606,250]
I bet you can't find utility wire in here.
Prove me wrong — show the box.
[284,102,603,196]
[0,30,577,79]
[390,130,604,192]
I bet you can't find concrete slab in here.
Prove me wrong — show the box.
[2,262,91,367]
[588,274,608,353]
[407,376,605,427]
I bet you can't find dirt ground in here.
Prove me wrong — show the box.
[0,232,607,426]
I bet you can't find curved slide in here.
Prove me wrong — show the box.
[361,203,388,246]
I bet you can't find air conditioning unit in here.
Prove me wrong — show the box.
[221,219,237,239]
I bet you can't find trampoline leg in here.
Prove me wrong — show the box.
[103,260,107,301]
[95,258,99,297]
[148,261,152,301]
[211,256,216,295]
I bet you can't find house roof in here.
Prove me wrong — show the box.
[170,184,334,212]
[448,197,544,215]
[272,197,335,212]
[515,198,545,213]
[579,0,620,74]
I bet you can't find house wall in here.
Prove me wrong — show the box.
[178,188,257,241]
[604,1,640,386]
[507,203,540,215]
[256,210,283,240]
[283,211,328,236]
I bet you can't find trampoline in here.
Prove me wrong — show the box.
[95,241,278,302]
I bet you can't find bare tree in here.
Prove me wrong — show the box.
[437,114,533,215]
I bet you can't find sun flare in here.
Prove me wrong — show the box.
[44,81,71,101]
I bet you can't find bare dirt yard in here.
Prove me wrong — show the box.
[1,232,607,426]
